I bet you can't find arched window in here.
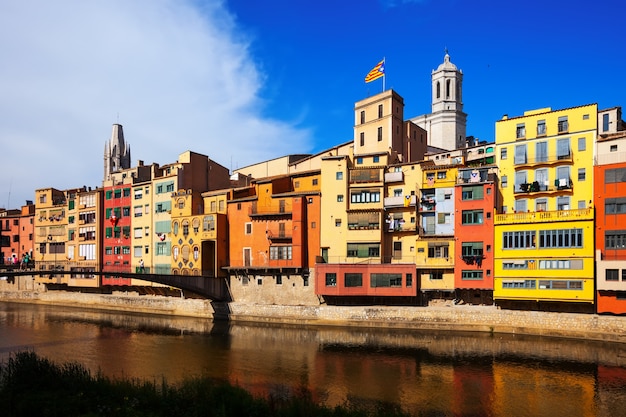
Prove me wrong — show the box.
[177,198,185,209]
[173,246,179,261]
[172,221,179,235]
[182,219,189,236]
[436,82,441,99]
[182,245,190,262]
[446,80,451,98]
[193,246,199,261]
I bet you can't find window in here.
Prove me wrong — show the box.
[428,243,449,258]
[348,212,379,230]
[514,171,527,193]
[500,147,507,160]
[539,259,583,270]
[378,104,383,118]
[462,210,483,224]
[557,138,570,159]
[516,123,526,139]
[336,171,343,180]
[535,168,548,191]
[610,144,618,152]
[502,280,536,289]
[437,212,451,224]
[503,231,536,249]
[356,157,363,164]
[345,273,363,287]
[312,178,318,186]
[536,198,548,212]
[437,171,446,179]
[350,190,380,203]
[538,280,582,290]
[371,273,402,288]
[377,126,383,141]
[606,198,626,214]
[538,228,583,248]
[461,242,483,257]
[578,168,586,181]
[606,269,619,281]
[406,273,413,287]
[462,185,484,200]
[360,133,364,147]
[501,175,508,188]
[515,199,527,213]
[325,273,337,287]
[462,271,483,280]
[578,137,586,151]
[335,219,342,227]
[269,246,292,260]
[556,166,570,188]
[373,156,379,163]
[360,111,365,124]
[134,228,142,239]
[605,231,626,249]
[514,144,527,164]
[557,196,570,210]
[535,141,548,163]
[537,119,546,136]
[245,223,252,235]
[558,116,568,133]
[606,168,626,183]
[603,113,610,132]
[347,243,380,258]
[337,195,344,202]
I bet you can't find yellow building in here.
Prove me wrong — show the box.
[494,104,596,312]
[34,188,69,285]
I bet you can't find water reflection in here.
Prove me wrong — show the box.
[1,302,626,416]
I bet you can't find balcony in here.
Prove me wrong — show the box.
[514,152,573,169]
[515,178,572,195]
[249,201,292,218]
[384,171,404,183]
[384,195,416,208]
[265,229,292,242]
[495,207,594,225]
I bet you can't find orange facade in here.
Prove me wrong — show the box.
[594,161,626,314]
[227,174,320,275]
[315,263,417,298]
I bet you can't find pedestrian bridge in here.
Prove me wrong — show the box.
[0,263,230,301]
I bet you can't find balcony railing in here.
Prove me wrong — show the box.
[249,201,292,217]
[514,178,572,194]
[495,207,594,225]
[384,171,404,183]
[384,195,416,208]
[514,152,573,168]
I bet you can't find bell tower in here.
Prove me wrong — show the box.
[104,123,131,181]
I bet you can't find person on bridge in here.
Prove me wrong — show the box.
[139,259,145,273]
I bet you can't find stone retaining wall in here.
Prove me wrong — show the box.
[2,285,625,344]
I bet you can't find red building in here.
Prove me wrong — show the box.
[454,166,498,305]
[101,181,133,285]
[0,201,35,266]
[594,108,626,314]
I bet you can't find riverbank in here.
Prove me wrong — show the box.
[2,283,625,344]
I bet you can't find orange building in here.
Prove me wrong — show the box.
[594,107,626,314]
[454,166,498,304]
[226,170,321,305]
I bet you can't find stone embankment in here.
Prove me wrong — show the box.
[1,278,625,344]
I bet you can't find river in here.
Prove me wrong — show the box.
[1,301,626,416]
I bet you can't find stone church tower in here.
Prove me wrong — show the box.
[104,123,131,181]
[411,51,467,150]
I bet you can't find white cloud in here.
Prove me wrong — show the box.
[0,0,313,208]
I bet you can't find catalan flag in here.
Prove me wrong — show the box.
[364,59,385,83]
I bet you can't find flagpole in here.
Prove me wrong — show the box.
[382,57,386,92]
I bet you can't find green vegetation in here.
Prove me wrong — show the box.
[0,352,410,417]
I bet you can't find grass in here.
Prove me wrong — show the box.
[0,351,411,417]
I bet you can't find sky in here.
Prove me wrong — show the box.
[1,0,625,209]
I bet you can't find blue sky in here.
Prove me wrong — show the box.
[1,0,625,208]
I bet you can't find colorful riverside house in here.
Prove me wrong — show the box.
[454,165,498,305]
[226,170,321,305]
[416,161,459,303]
[494,104,597,312]
[316,89,427,305]
[65,187,103,288]
[594,106,626,314]
[0,201,34,266]
[34,188,69,285]
[200,188,231,279]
